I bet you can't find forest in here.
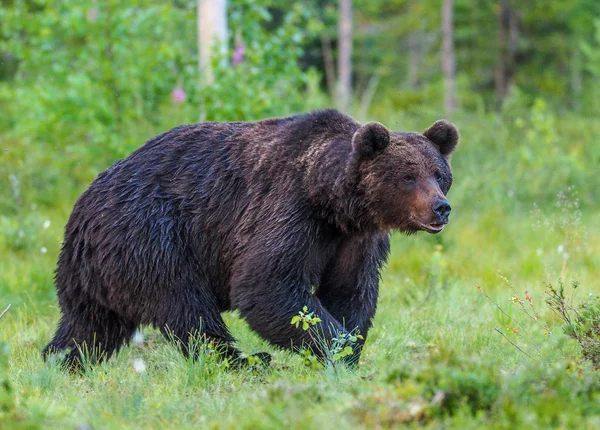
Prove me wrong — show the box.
[1,1,600,428]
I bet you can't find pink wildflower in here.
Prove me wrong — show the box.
[232,41,246,66]
[172,87,186,104]
[87,8,98,22]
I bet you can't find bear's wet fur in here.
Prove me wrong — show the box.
[43,109,458,369]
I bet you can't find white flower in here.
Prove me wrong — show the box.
[43,220,51,229]
[132,357,146,373]
[132,331,145,345]
[536,248,543,256]
[557,245,564,254]
[40,247,47,254]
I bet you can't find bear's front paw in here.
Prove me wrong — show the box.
[230,351,272,368]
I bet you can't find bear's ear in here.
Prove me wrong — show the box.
[423,120,459,157]
[352,122,390,158]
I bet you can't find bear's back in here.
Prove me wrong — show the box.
[61,111,358,305]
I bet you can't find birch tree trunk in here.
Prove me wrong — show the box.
[198,0,227,86]
[337,0,352,112]
[442,0,456,113]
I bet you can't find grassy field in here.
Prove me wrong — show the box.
[1,110,600,428]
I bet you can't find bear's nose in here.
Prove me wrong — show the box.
[432,199,451,220]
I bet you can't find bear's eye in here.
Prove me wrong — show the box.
[435,172,443,184]
[403,175,416,184]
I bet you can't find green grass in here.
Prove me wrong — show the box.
[2,110,600,428]
[2,207,599,428]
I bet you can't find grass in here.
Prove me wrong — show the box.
[1,110,600,428]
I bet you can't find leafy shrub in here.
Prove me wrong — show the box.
[198,1,324,121]
[0,0,325,215]
[1,0,195,148]
[290,306,363,369]
[546,280,600,369]
[358,350,501,426]
[582,19,600,79]
[368,346,600,427]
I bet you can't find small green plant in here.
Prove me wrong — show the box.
[299,348,323,370]
[290,306,322,331]
[545,280,600,369]
[291,306,363,369]
[329,332,364,362]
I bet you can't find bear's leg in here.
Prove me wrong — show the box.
[160,323,241,363]
[43,301,137,372]
[230,236,351,358]
[232,277,348,359]
[156,292,246,364]
[317,234,390,363]
[42,317,74,359]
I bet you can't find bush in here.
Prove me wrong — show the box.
[0,0,325,214]
[546,280,600,369]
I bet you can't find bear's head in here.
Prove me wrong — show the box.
[350,120,458,234]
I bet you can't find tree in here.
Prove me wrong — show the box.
[442,0,456,112]
[198,0,228,85]
[337,0,352,112]
[495,0,518,110]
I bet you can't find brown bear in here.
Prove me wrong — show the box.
[42,109,458,369]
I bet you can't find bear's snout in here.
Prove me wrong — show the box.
[432,199,451,224]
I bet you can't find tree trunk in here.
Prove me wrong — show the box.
[320,31,337,100]
[337,0,352,113]
[198,0,227,86]
[407,32,421,88]
[442,0,456,113]
[570,42,582,110]
[495,0,518,111]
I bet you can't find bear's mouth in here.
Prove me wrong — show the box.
[420,223,445,234]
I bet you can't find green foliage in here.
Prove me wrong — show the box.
[0,0,195,152]
[0,0,328,219]
[506,98,587,200]
[329,332,363,361]
[291,306,364,368]
[546,280,600,368]
[0,1,600,428]
[359,349,600,427]
[290,306,322,330]
[582,19,600,76]
[352,0,600,112]
[415,351,502,416]
[0,308,14,421]
[580,19,600,112]
[1,305,45,429]
[0,1,199,219]
[199,0,323,121]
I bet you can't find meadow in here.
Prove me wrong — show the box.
[2,1,600,428]
[2,106,599,429]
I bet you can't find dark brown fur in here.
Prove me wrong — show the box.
[42,109,458,369]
